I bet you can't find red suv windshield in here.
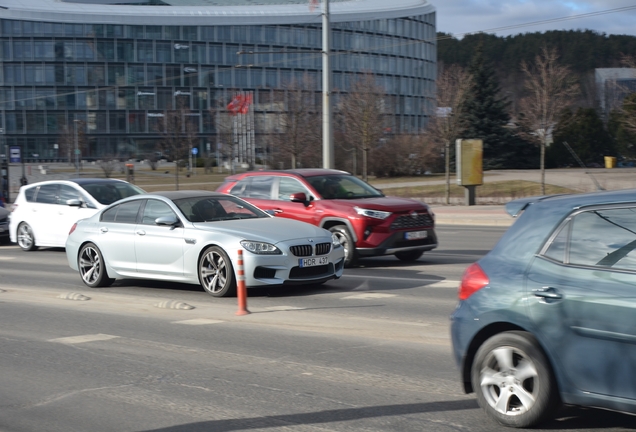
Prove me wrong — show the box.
[307,175,384,200]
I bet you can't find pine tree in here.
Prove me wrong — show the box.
[459,45,517,169]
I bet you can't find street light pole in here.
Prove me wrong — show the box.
[322,0,334,169]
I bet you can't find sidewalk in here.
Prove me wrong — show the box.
[431,204,514,227]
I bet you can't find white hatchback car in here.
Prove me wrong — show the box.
[9,178,145,251]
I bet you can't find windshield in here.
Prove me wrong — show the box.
[81,182,146,205]
[307,175,384,199]
[174,195,270,222]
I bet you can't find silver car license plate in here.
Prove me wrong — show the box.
[405,230,427,240]
[299,256,329,267]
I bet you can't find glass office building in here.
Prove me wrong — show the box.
[0,0,436,162]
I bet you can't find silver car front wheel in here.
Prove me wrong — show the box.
[199,246,236,297]
[471,331,560,428]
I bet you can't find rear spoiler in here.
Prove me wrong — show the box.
[505,195,568,218]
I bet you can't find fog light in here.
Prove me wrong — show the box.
[363,227,372,240]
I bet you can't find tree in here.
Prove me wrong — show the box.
[339,74,386,181]
[427,64,472,203]
[459,45,516,170]
[518,46,580,194]
[271,76,321,169]
[550,108,614,167]
[158,102,198,190]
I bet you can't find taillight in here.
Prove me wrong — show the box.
[458,263,489,300]
[68,223,77,235]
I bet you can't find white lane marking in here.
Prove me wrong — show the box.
[172,319,224,325]
[344,274,461,286]
[0,256,16,260]
[342,293,396,300]
[263,306,306,311]
[428,280,460,288]
[49,334,119,344]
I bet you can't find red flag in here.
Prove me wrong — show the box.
[309,0,319,12]
[226,94,244,115]
[238,94,253,114]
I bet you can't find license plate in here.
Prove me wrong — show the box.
[299,256,329,267]
[405,230,427,240]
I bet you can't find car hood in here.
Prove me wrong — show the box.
[192,217,331,242]
[329,196,428,212]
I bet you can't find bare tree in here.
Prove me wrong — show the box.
[158,102,198,190]
[518,46,579,194]
[271,76,321,169]
[426,64,472,203]
[339,74,386,181]
[613,55,636,135]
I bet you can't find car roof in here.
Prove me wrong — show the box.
[21,178,130,187]
[225,168,351,180]
[143,190,228,200]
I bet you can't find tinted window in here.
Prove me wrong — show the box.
[35,184,58,204]
[277,177,310,201]
[101,201,142,224]
[80,181,145,205]
[569,208,636,270]
[230,176,274,199]
[174,195,268,222]
[141,199,175,225]
[59,184,91,206]
[24,186,37,202]
[543,221,569,263]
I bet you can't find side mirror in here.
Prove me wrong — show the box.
[155,215,179,227]
[66,198,82,207]
[290,192,309,207]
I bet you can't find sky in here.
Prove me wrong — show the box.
[433,0,636,38]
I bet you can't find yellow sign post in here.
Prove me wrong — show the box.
[455,139,483,206]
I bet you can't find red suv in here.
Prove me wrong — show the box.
[217,169,437,267]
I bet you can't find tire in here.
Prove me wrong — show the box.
[78,243,114,288]
[329,225,358,268]
[395,250,424,262]
[471,331,560,428]
[17,222,38,251]
[199,246,236,297]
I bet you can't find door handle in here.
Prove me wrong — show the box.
[136,230,146,236]
[532,287,563,302]
[99,227,108,233]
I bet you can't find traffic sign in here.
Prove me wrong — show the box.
[192,147,198,155]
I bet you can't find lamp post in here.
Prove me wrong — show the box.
[73,119,80,177]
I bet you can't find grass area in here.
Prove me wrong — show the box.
[47,165,576,198]
[380,180,576,199]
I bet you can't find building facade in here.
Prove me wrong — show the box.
[0,0,436,163]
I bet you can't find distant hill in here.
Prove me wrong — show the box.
[437,30,636,74]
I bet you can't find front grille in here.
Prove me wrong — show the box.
[315,242,331,255]
[290,244,312,257]
[391,213,434,230]
[290,264,331,279]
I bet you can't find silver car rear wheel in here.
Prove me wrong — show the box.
[17,222,37,251]
[472,331,560,428]
[78,243,114,288]
[199,246,236,297]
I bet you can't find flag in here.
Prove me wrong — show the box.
[238,94,253,114]
[227,94,244,115]
[309,0,319,12]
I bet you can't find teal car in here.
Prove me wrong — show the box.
[451,189,636,428]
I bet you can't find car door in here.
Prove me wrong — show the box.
[96,200,142,274]
[30,183,59,245]
[526,205,636,400]
[134,199,184,278]
[55,184,98,246]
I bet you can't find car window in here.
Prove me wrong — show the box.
[141,200,175,225]
[24,186,37,202]
[308,175,383,199]
[80,181,145,205]
[101,201,142,224]
[35,184,58,204]
[231,176,274,199]
[568,207,636,270]
[174,195,268,222]
[543,221,569,263]
[277,177,310,201]
[59,184,94,207]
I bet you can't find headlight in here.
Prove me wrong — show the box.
[240,240,281,255]
[354,206,392,220]
[332,233,342,248]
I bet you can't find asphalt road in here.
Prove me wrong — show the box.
[1,227,635,431]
